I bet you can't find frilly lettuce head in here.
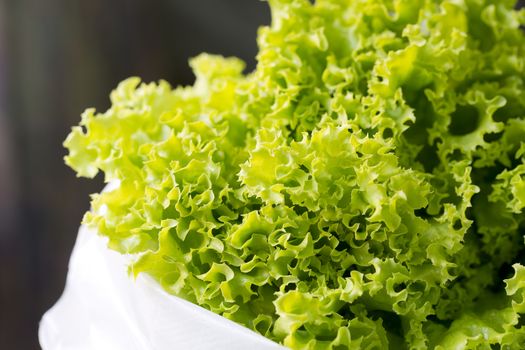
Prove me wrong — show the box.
[64,0,525,348]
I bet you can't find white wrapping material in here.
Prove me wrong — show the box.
[39,223,286,350]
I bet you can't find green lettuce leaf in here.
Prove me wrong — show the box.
[64,0,525,348]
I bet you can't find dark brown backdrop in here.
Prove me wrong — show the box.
[0,1,269,348]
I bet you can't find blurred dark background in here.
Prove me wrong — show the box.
[1,1,525,349]
[0,1,269,348]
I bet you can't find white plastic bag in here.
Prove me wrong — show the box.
[39,223,286,350]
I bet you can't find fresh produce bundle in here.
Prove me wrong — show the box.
[64,0,525,348]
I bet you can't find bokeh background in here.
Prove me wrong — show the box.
[1,1,525,349]
[0,1,269,348]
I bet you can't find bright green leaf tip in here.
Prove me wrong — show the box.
[64,0,525,349]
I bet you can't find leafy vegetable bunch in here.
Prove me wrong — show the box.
[64,0,525,348]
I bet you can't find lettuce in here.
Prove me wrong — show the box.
[64,0,525,348]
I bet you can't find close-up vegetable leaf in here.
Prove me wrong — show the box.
[63,0,525,348]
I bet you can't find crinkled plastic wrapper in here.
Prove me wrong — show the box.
[39,222,286,350]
